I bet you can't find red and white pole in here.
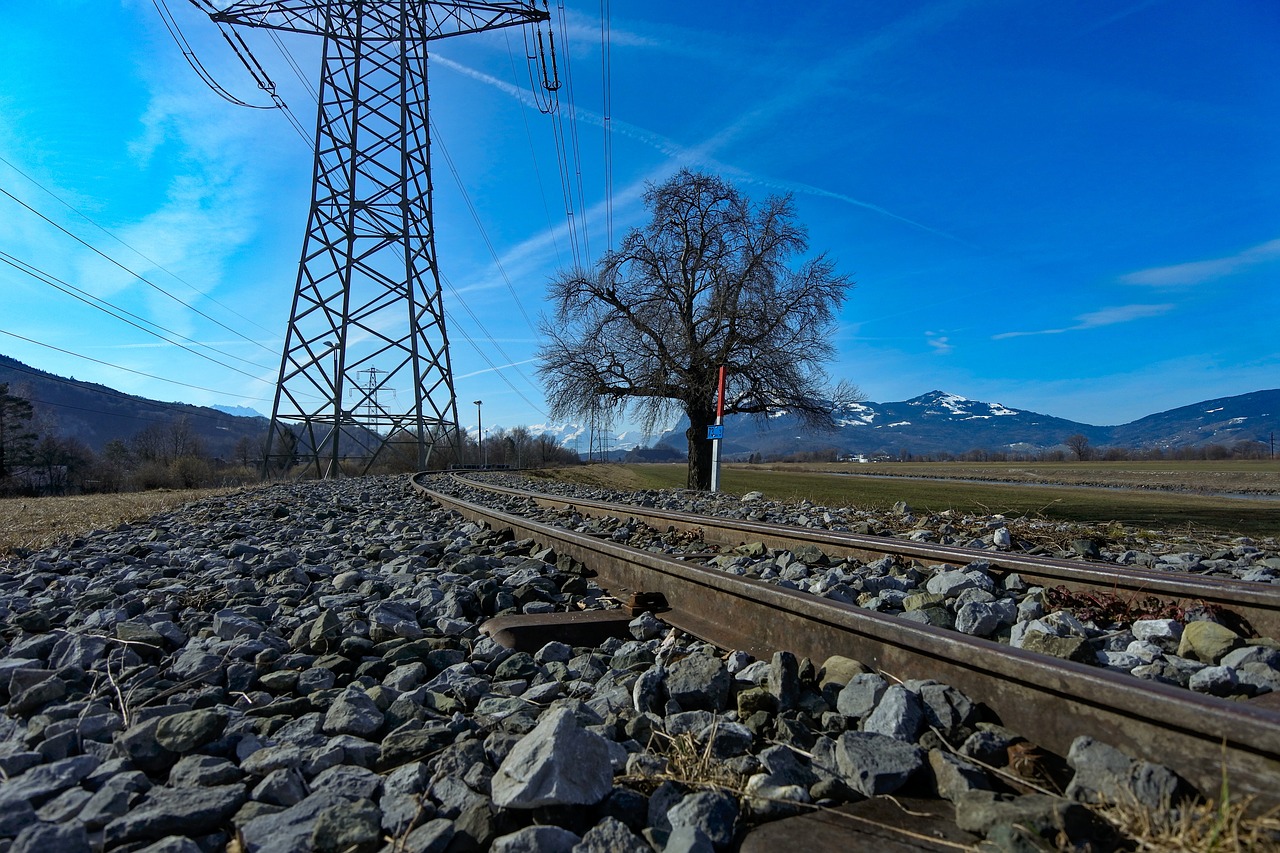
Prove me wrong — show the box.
[711,365,726,492]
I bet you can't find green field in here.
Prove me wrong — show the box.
[532,461,1280,540]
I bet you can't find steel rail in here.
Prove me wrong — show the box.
[442,473,1280,639]
[411,473,1280,808]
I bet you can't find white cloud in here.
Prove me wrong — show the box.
[457,358,539,380]
[926,332,953,354]
[993,303,1174,340]
[1120,238,1280,287]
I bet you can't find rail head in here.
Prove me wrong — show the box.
[412,473,1280,808]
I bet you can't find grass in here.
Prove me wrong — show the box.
[1096,768,1280,852]
[0,487,245,556]
[530,463,1280,540]
[774,459,1280,495]
[6,459,1278,557]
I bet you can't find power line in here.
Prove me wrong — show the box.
[600,0,614,251]
[438,272,542,394]
[0,185,277,360]
[504,30,564,270]
[267,28,319,103]
[0,250,268,380]
[429,117,539,335]
[153,0,274,109]
[0,333,273,409]
[443,308,548,418]
[554,1,592,267]
[0,153,278,340]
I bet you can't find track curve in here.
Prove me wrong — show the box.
[412,472,1280,809]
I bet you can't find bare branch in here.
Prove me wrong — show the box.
[536,169,855,488]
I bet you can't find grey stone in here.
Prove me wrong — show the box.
[103,784,246,847]
[928,749,993,801]
[312,763,383,800]
[323,685,384,736]
[664,652,730,712]
[835,672,887,719]
[954,601,1004,637]
[767,650,800,711]
[491,707,614,808]
[862,684,924,741]
[240,791,354,853]
[310,797,381,853]
[134,838,204,853]
[0,754,99,808]
[1188,665,1239,696]
[252,768,308,807]
[214,608,265,639]
[492,825,582,853]
[667,788,738,847]
[168,754,242,787]
[155,708,226,752]
[629,612,664,641]
[925,570,976,597]
[834,731,925,796]
[34,785,91,822]
[0,799,37,838]
[1063,735,1141,806]
[10,821,91,853]
[1066,735,1193,810]
[392,817,455,853]
[744,772,810,817]
[1221,644,1280,669]
[572,816,650,853]
[955,790,1101,841]
[1131,619,1182,650]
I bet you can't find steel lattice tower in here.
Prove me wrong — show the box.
[209,2,548,477]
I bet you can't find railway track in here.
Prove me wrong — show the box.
[412,472,1280,810]
[440,473,1280,640]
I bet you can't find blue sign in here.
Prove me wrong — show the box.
[707,425,724,440]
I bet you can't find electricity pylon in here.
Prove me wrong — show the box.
[208,2,549,477]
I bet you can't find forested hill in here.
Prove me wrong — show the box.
[0,354,267,459]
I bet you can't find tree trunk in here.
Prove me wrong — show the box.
[685,410,714,490]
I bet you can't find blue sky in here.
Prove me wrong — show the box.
[0,0,1277,441]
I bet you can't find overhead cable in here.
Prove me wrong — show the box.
[0,186,277,360]
[600,0,614,250]
[504,30,564,269]
[0,329,275,406]
[0,154,277,340]
[153,0,274,109]
[0,250,268,380]
[429,117,539,335]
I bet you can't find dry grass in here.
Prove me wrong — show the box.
[534,463,1280,539]
[1097,783,1280,852]
[0,487,244,556]
[766,460,1280,496]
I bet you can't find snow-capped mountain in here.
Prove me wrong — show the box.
[649,389,1280,458]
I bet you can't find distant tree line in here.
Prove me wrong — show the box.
[868,440,1274,463]
[622,436,1274,466]
[0,383,578,497]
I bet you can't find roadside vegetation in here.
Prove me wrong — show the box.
[0,487,246,555]
[0,375,575,498]
[529,462,1280,539]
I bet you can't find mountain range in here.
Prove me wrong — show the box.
[651,389,1280,460]
[3,354,1275,461]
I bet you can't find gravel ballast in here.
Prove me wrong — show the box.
[0,475,1247,851]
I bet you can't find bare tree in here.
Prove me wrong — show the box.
[1065,433,1091,461]
[0,383,37,480]
[538,170,857,489]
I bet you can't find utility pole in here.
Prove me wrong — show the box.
[209,2,551,478]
